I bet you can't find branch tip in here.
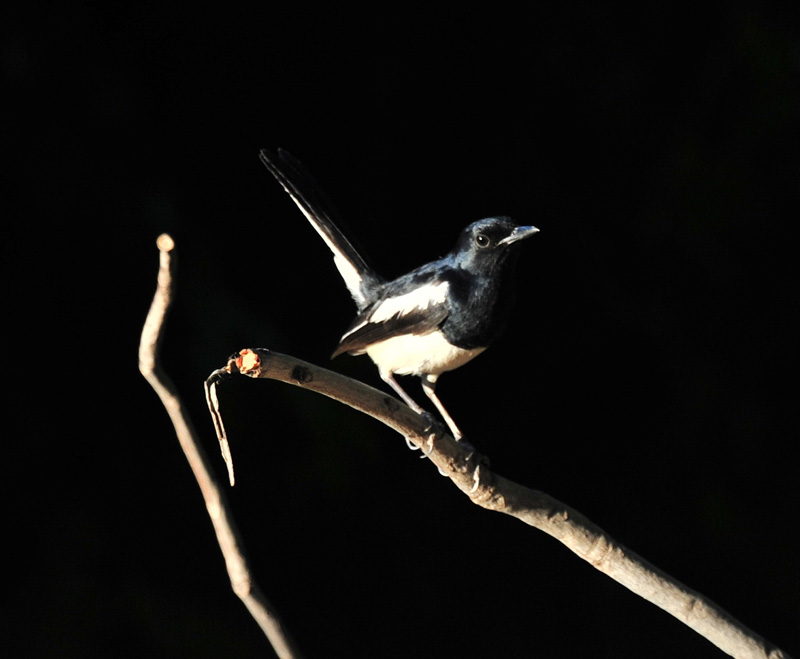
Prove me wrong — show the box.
[236,348,263,376]
[157,233,175,252]
[204,373,236,486]
[141,242,300,656]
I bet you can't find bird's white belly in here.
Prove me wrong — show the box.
[365,330,486,376]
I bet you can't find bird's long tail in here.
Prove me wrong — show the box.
[259,149,384,311]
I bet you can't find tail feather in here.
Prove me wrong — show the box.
[259,149,383,310]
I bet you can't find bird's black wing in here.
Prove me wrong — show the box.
[259,149,384,311]
[333,269,452,357]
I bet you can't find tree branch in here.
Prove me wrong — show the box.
[139,235,303,659]
[208,347,790,659]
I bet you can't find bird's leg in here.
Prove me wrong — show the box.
[381,371,425,414]
[421,374,465,441]
[421,376,490,475]
[381,371,428,450]
[380,372,450,456]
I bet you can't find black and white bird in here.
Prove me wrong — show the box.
[259,149,538,441]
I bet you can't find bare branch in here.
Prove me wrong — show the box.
[139,236,303,659]
[211,347,791,659]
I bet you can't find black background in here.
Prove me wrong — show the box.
[5,2,799,657]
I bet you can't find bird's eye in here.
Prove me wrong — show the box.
[475,234,490,248]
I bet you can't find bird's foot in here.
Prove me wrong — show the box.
[412,413,490,476]
[446,433,489,469]
[419,411,445,437]
[418,412,447,459]
[404,413,445,451]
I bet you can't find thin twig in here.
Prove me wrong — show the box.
[139,235,302,659]
[210,347,790,659]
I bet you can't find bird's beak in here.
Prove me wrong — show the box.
[500,225,539,246]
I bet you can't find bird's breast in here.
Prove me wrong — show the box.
[364,330,486,377]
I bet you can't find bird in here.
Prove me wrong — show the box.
[259,148,538,441]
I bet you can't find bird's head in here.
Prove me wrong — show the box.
[452,216,538,272]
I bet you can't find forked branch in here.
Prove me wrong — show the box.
[139,235,302,659]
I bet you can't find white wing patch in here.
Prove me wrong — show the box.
[339,280,450,345]
[369,281,449,323]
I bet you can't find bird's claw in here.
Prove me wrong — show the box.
[468,464,484,493]
[404,436,420,451]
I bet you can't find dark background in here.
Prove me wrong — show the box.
[5,2,799,657]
